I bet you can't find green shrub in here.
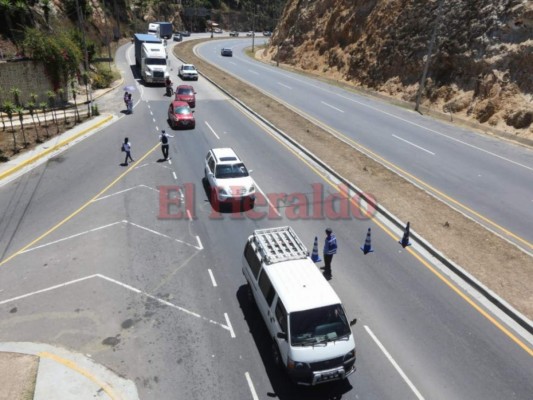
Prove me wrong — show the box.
[91,65,118,89]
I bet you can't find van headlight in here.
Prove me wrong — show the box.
[344,349,356,362]
[287,356,307,370]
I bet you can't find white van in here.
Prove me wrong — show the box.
[242,226,357,386]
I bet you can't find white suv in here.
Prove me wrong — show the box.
[178,63,198,81]
[204,148,255,206]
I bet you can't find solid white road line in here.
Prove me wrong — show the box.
[365,325,425,400]
[205,121,220,139]
[196,235,204,250]
[23,220,204,252]
[321,101,344,113]
[20,222,124,253]
[93,185,159,201]
[393,134,435,155]
[245,372,259,400]
[208,269,217,287]
[224,313,236,338]
[0,274,232,332]
[0,274,98,305]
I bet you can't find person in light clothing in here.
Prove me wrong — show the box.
[323,228,337,278]
[122,137,133,165]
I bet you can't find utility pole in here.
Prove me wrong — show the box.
[415,0,445,113]
[101,0,112,68]
[252,4,256,53]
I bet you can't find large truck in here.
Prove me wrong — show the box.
[156,22,173,39]
[147,22,173,39]
[133,33,169,84]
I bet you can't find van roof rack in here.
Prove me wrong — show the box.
[252,226,309,264]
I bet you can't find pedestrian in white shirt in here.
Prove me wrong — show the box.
[122,137,133,165]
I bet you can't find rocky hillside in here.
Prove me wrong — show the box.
[266,0,533,140]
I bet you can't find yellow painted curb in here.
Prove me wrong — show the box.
[38,352,122,400]
[0,115,113,181]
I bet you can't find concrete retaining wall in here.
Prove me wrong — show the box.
[0,60,69,106]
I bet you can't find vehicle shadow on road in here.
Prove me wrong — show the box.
[236,285,353,400]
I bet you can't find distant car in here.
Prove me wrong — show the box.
[178,30,190,37]
[246,31,254,37]
[221,48,233,57]
[263,31,272,37]
[178,64,198,81]
[214,28,223,34]
[229,31,239,37]
[173,33,182,42]
[175,84,196,108]
[168,101,195,129]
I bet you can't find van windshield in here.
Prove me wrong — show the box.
[289,304,351,346]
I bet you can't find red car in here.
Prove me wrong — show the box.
[168,101,195,129]
[174,85,196,108]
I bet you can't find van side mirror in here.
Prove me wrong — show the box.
[276,332,287,340]
[349,318,357,326]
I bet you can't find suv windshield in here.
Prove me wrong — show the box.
[215,163,248,178]
[290,304,351,346]
[174,106,191,115]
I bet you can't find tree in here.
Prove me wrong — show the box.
[46,90,58,129]
[29,93,41,125]
[57,88,68,124]
[41,0,51,26]
[27,100,41,143]
[23,28,82,89]
[10,87,21,107]
[15,105,28,146]
[71,80,81,123]
[39,101,50,138]
[0,0,15,41]
[2,100,17,152]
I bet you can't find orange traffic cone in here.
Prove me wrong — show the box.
[311,236,321,262]
[360,228,373,254]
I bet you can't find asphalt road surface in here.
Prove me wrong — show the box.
[0,36,531,399]
[196,38,533,254]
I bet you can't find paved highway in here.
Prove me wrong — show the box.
[0,36,531,399]
[196,38,533,254]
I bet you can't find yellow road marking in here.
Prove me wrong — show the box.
[0,143,160,268]
[38,352,121,400]
[242,106,533,357]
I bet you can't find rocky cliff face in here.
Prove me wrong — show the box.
[267,0,533,138]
